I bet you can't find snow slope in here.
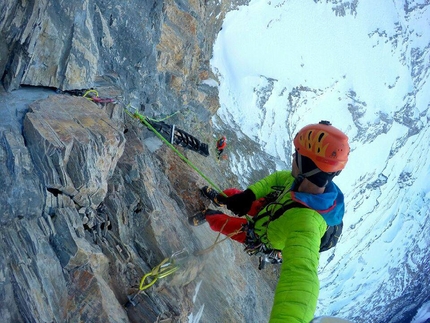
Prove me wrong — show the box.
[210,0,430,321]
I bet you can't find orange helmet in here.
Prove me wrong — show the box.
[293,121,349,173]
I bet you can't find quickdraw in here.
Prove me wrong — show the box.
[125,249,187,307]
[139,257,179,291]
[242,223,282,270]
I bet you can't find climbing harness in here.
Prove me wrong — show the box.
[125,107,226,195]
[243,190,343,269]
[125,249,187,307]
[242,198,302,270]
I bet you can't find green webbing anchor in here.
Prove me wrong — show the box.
[124,107,227,196]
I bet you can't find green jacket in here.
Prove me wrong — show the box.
[248,171,331,323]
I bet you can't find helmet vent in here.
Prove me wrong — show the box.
[293,122,349,172]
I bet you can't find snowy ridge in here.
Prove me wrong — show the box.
[211,0,430,321]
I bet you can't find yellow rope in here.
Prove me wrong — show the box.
[147,111,179,122]
[83,89,99,100]
[194,219,245,256]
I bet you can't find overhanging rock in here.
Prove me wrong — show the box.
[23,95,125,208]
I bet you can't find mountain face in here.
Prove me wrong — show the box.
[1,1,429,323]
[0,1,279,323]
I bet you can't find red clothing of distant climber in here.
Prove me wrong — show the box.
[216,136,227,159]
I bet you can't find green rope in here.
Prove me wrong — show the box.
[125,108,227,196]
[147,111,179,122]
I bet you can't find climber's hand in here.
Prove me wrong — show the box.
[225,189,256,216]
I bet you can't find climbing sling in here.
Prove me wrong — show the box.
[125,108,225,195]
[125,107,209,157]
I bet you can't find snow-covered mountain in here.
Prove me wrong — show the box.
[210,0,430,322]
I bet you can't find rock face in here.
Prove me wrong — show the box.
[0,1,275,323]
[0,0,245,117]
[24,95,125,209]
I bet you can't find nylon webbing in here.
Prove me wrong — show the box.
[125,108,227,196]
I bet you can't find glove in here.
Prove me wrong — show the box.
[226,189,256,216]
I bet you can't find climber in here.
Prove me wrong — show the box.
[189,121,350,323]
[216,135,227,160]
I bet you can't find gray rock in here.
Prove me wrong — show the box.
[23,95,125,208]
[0,0,276,322]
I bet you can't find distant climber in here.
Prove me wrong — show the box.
[189,121,350,323]
[216,135,227,160]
